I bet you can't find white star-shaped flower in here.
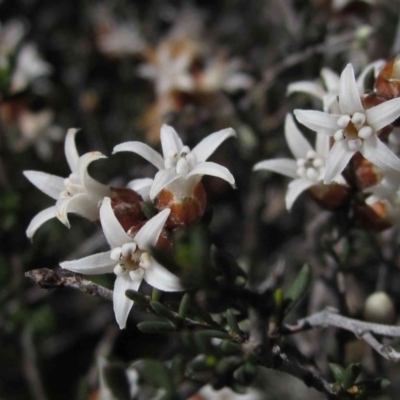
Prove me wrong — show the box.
[294,64,400,184]
[24,128,110,238]
[287,60,385,113]
[254,114,341,209]
[113,124,236,200]
[61,197,183,329]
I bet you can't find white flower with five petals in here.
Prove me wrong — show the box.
[294,64,400,184]
[113,124,236,200]
[61,197,183,329]
[24,128,110,238]
[287,60,384,113]
[253,114,340,209]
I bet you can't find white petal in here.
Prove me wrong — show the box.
[134,209,171,250]
[149,169,180,200]
[26,206,56,238]
[23,170,64,200]
[338,64,363,115]
[361,136,400,172]
[315,132,330,158]
[253,158,297,178]
[60,251,115,274]
[127,178,153,201]
[77,152,108,196]
[284,114,313,159]
[100,197,131,248]
[322,93,340,113]
[160,125,184,158]
[286,179,315,210]
[143,259,183,292]
[55,193,99,224]
[113,141,165,170]
[113,274,141,329]
[356,60,385,94]
[191,128,236,162]
[366,98,400,132]
[324,141,354,183]
[65,128,80,173]
[286,81,325,100]
[320,68,340,93]
[187,161,235,186]
[294,110,340,133]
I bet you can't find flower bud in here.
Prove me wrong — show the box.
[374,55,400,100]
[155,181,207,227]
[364,291,396,324]
[352,154,382,190]
[308,183,350,210]
[353,200,392,232]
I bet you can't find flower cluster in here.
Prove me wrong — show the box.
[25,124,236,328]
[255,58,400,229]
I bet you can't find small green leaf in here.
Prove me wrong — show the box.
[220,340,242,355]
[329,363,345,383]
[178,293,190,319]
[343,363,362,389]
[283,264,312,317]
[136,359,175,394]
[125,289,149,306]
[151,301,180,326]
[137,321,176,334]
[226,309,241,335]
[196,329,231,340]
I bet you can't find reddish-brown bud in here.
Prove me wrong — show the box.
[352,154,382,190]
[155,182,207,228]
[308,183,350,210]
[353,200,392,232]
[110,187,145,232]
[374,55,400,100]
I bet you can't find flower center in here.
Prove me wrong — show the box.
[164,146,196,176]
[333,112,373,151]
[296,150,324,182]
[110,242,146,277]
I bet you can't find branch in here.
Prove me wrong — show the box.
[285,307,400,362]
[25,268,113,302]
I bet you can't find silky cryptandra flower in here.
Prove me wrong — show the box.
[61,197,183,329]
[24,128,110,238]
[113,124,236,225]
[294,63,400,184]
[287,60,385,113]
[254,113,345,210]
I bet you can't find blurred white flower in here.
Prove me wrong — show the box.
[294,64,400,184]
[287,60,385,113]
[24,128,110,238]
[254,114,342,209]
[61,198,183,329]
[114,124,236,200]
[11,44,52,93]
[194,385,262,400]
[0,19,25,70]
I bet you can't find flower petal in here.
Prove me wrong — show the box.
[253,158,297,178]
[320,68,340,93]
[294,110,340,133]
[143,259,183,292]
[23,170,64,200]
[65,128,80,173]
[149,169,180,200]
[356,60,385,94]
[366,98,400,132]
[361,136,400,172]
[286,179,315,210]
[55,193,99,225]
[160,124,183,158]
[60,251,115,274]
[100,197,131,248]
[338,64,363,115]
[113,141,165,170]
[191,128,236,162]
[284,113,313,159]
[113,274,141,329]
[187,161,235,186]
[127,178,153,201]
[77,152,109,197]
[286,81,325,100]
[134,208,170,250]
[26,206,56,238]
[324,140,355,183]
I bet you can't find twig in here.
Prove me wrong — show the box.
[25,268,113,301]
[285,307,400,362]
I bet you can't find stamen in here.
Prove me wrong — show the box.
[121,242,137,257]
[358,126,373,139]
[313,158,324,168]
[111,247,122,261]
[297,167,306,177]
[114,264,126,276]
[176,158,189,175]
[306,168,319,181]
[180,145,191,156]
[337,115,351,128]
[348,139,362,151]
[297,159,306,167]
[334,130,345,141]
[351,112,366,126]
[306,150,317,159]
